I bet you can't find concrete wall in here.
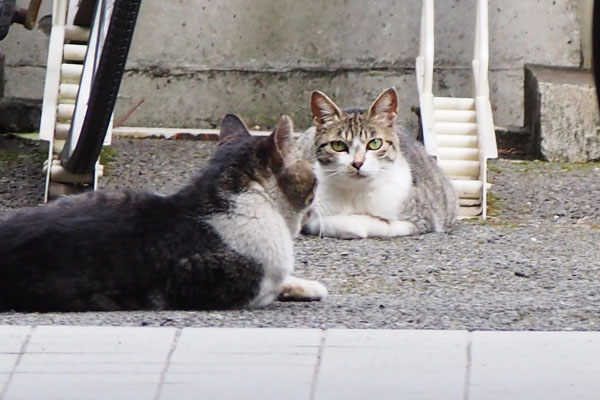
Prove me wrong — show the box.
[0,0,584,131]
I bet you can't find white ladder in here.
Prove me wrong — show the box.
[416,0,498,219]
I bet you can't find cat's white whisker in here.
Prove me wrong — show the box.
[317,209,325,238]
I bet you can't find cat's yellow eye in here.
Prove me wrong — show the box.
[367,138,383,150]
[305,192,315,206]
[330,140,348,152]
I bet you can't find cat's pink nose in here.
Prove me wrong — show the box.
[352,161,363,170]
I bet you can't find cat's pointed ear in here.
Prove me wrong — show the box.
[367,87,398,126]
[270,115,296,167]
[273,114,294,158]
[311,91,344,126]
[219,114,251,142]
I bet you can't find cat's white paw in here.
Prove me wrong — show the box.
[278,276,328,302]
[337,226,368,239]
[304,215,369,239]
[302,217,322,236]
[388,220,418,236]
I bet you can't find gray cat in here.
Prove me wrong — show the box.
[0,114,327,311]
[299,87,457,239]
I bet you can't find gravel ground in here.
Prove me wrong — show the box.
[1,134,600,330]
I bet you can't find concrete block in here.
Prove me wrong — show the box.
[4,326,176,400]
[23,325,176,354]
[525,64,600,162]
[314,329,469,400]
[160,328,321,400]
[3,66,46,100]
[168,327,321,355]
[0,325,31,390]
[0,374,9,390]
[8,372,164,400]
[0,2,51,68]
[16,353,167,374]
[0,14,50,102]
[0,325,30,354]
[0,98,41,133]
[487,0,580,68]
[115,64,522,132]
[115,69,420,131]
[469,331,600,400]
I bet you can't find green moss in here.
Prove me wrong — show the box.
[557,161,600,172]
[99,146,118,175]
[506,160,545,174]
[507,159,600,173]
[0,148,47,166]
[463,190,523,228]
[488,165,505,174]
[99,146,117,165]
[486,191,502,218]
[0,151,19,163]
[13,132,41,141]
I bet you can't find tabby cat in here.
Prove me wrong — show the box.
[300,87,457,239]
[0,115,327,311]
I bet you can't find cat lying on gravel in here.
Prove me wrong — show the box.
[299,87,457,239]
[0,114,327,312]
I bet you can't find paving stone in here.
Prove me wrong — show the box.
[469,331,600,400]
[314,329,469,400]
[0,325,30,372]
[3,326,177,400]
[0,325,31,394]
[8,373,165,400]
[23,325,176,354]
[2,326,600,399]
[159,328,322,400]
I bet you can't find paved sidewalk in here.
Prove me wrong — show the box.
[0,326,599,400]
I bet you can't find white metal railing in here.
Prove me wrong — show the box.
[416,0,437,156]
[473,0,489,99]
[418,0,492,99]
[417,0,434,94]
[473,0,497,162]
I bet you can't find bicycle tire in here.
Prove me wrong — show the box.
[60,0,142,174]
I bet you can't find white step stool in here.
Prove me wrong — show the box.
[416,0,498,219]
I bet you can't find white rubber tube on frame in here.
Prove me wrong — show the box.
[60,64,83,82]
[63,44,87,61]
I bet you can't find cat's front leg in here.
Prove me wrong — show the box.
[277,276,328,302]
[387,220,419,236]
[304,214,417,238]
[303,214,370,238]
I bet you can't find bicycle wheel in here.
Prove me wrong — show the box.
[60,0,141,174]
